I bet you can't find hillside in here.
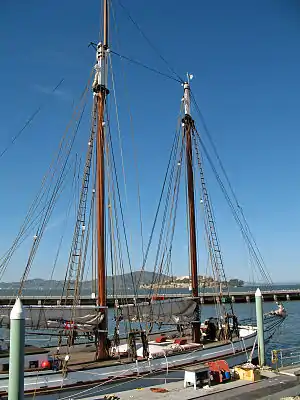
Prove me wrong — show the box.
[0,271,169,292]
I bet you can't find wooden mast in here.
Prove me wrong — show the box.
[183,79,201,343]
[95,0,109,360]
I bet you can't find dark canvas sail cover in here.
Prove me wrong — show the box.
[120,297,197,324]
[0,305,102,331]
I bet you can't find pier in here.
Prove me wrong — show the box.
[76,367,300,400]
[0,289,299,307]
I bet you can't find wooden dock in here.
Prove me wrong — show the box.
[72,366,300,400]
[0,289,299,307]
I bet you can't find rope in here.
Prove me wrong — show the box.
[190,92,273,285]
[0,79,65,160]
[138,104,183,291]
[0,71,93,284]
[193,127,273,286]
[18,101,87,294]
[116,0,183,84]
[106,111,143,330]
[151,133,184,294]
[136,113,181,289]
[110,1,145,263]
[108,53,128,204]
[110,50,182,83]
[151,147,183,296]
[46,156,79,298]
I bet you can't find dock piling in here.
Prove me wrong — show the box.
[255,288,265,366]
[8,297,25,400]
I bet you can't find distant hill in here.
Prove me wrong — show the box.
[0,271,170,292]
[0,272,250,295]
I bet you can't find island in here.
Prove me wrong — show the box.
[139,275,244,290]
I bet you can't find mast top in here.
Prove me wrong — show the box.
[92,0,109,95]
[183,73,193,117]
[103,0,108,48]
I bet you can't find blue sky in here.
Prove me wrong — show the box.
[0,0,299,283]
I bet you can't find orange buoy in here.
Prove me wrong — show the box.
[41,360,51,369]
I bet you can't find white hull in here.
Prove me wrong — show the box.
[0,327,257,397]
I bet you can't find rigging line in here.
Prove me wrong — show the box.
[62,97,97,301]
[0,79,64,160]
[75,178,95,291]
[46,156,79,298]
[107,134,133,315]
[155,143,183,292]
[82,139,98,291]
[156,133,184,280]
[198,151,271,285]
[10,167,72,299]
[0,74,92,272]
[0,159,75,282]
[23,73,91,218]
[152,135,183,291]
[149,130,184,294]
[137,105,184,289]
[110,50,182,83]
[198,196,221,320]
[192,123,270,285]
[194,129,272,285]
[106,113,142,329]
[66,211,93,347]
[190,91,271,279]
[192,132,228,290]
[147,126,181,288]
[18,101,88,294]
[109,3,145,263]
[197,172,226,320]
[0,200,50,265]
[108,53,128,204]
[105,131,131,317]
[108,52,136,294]
[116,0,184,84]
[18,162,75,292]
[106,129,134,320]
[107,172,117,301]
[103,112,125,287]
[106,114,140,298]
[77,185,96,297]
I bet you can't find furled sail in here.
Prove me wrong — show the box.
[0,305,103,332]
[119,297,197,324]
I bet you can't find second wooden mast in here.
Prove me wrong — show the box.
[94,0,109,360]
[183,79,201,343]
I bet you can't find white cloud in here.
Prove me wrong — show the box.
[33,84,70,100]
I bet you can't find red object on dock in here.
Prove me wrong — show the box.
[156,336,167,343]
[152,295,165,301]
[207,360,230,383]
[41,360,51,369]
[64,321,77,330]
[174,338,187,345]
